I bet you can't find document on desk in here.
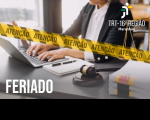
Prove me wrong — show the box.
[109,60,150,90]
[109,60,150,99]
[43,59,94,76]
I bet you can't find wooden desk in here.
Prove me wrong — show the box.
[129,4,150,20]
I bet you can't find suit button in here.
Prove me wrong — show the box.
[97,57,101,61]
[105,56,108,60]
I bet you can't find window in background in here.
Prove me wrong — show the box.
[0,0,43,54]
[62,0,89,33]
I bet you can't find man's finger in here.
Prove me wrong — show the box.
[48,55,58,62]
[27,46,31,55]
[33,46,40,56]
[38,52,46,60]
[12,21,18,26]
[38,49,47,55]
[41,53,51,61]
[29,46,36,56]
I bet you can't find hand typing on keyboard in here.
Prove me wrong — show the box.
[38,49,67,62]
[23,52,50,64]
[26,43,60,57]
[31,50,51,61]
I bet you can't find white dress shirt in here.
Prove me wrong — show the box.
[84,2,109,61]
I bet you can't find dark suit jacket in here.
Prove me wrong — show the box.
[63,2,133,63]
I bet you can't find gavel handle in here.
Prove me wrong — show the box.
[96,68,120,72]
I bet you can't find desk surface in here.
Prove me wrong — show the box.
[0,53,128,99]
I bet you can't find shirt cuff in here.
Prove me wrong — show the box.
[84,52,95,62]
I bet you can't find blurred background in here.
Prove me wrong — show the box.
[0,0,150,53]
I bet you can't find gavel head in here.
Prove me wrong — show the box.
[80,65,97,77]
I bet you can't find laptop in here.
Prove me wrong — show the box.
[0,37,68,67]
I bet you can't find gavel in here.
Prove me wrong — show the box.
[80,65,120,77]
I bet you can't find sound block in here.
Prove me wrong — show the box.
[73,73,103,87]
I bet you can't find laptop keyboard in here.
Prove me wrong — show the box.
[22,52,49,65]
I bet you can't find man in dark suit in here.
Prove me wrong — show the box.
[27,0,133,63]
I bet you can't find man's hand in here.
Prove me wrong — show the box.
[38,49,67,62]
[26,43,59,56]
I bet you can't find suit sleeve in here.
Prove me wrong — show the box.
[94,10,133,63]
[62,4,88,37]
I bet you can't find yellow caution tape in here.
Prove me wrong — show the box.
[0,23,150,63]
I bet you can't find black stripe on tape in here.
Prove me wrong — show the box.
[14,36,20,39]
[21,27,27,30]
[66,46,72,49]
[118,56,125,58]
[33,29,40,32]
[131,59,138,61]
[7,24,13,27]
[138,49,144,52]
[144,61,150,63]
[1,34,7,37]
[98,41,102,44]
[93,51,99,54]
[53,44,59,47]
[46,32,52,35]
[79,49,85,51]
[60,34,66,37]
[72,37,78,39]
[111,44,117,47]
[27,39,33,42]
[85,39,92,42]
